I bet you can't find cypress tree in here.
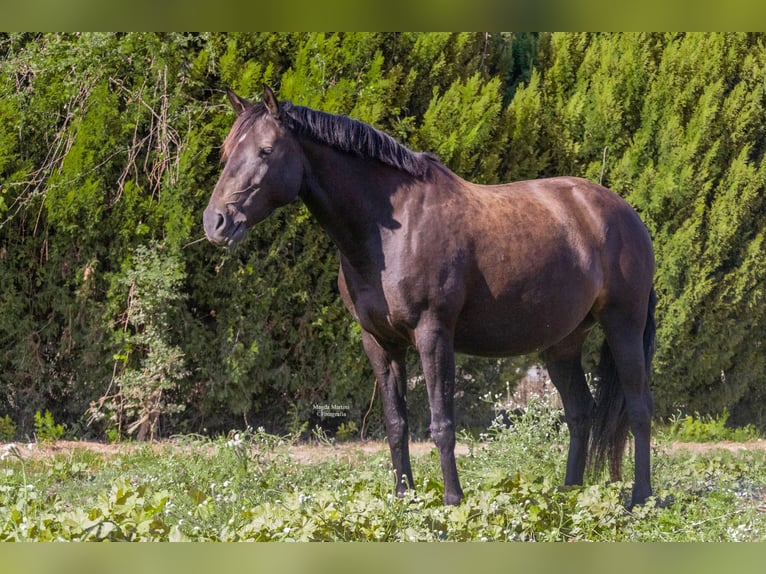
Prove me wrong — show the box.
[4,32,766,438]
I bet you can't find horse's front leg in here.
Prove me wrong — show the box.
[361,330,413,496]
[415,322,463,505]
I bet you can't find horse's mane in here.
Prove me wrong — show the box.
[223,100,438,179]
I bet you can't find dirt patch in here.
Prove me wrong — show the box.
[287,440,470,464]
[4,438,766,463]
[1,439,464,464]
[1,440,161,461]
[660,438,766,455]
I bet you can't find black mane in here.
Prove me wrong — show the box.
[223,99,437,179]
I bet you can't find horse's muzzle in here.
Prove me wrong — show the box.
[203,205,246,247]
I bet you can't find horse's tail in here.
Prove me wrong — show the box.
[589,287,657,481]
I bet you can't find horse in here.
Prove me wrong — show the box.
[203,85,657,507]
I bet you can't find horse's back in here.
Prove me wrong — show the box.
[447,176,654,355]
[465,176,654,285]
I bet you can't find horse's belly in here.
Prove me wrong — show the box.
[452,286,596,357]
[454,322,565,357]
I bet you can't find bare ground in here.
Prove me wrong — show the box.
[1,439,462,463]
[5,437,766,463]
[660,438,766,455]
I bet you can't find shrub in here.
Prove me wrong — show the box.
[33,410,65,442]
[663,410,760,443]
[0,415,16,441]
[88,243,188,441]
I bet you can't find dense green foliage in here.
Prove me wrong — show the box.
[661,410,760,443]
[2,401,766,541]
[1,32,765,440]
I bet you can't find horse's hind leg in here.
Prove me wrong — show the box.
[360,330,414,496]
[600,309,653,507]
[543,328,594,485]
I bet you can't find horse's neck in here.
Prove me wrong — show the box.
[298,141,406,267]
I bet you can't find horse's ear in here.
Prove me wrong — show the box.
[227,89,251,116]
[263,84,280,119]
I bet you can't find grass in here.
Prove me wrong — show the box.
[1,403,766,541]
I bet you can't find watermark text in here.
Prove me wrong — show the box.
[313,403,350,419]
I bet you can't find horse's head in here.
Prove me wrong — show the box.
[203,85,304,247]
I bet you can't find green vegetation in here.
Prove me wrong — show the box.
[1,33,766,441]
[32,410,65,442]
[87,242,188,441]
[1,400,765,541]
[662,410,761,443]
[0,416,15,441]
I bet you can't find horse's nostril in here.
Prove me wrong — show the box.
[215,211,226,231]
[203,205,230,241]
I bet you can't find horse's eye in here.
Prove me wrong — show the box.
[260,146,273,157]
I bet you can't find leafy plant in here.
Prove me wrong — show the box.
[34,410,65,442]
[335,421,358,442]
[663,410,761,443]
[311,424,335,447]
[0,415,16,441]
[88,242,188,441]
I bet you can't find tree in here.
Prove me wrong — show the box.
[3,32,766,438]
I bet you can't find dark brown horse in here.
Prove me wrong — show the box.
[204,85,657,507]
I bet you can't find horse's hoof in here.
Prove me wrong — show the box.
[443,492,463,506]
[629,489,653,509]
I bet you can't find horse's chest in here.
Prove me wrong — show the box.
[338,229,465,342]
[360,289,418,340]
[341,270,424,343]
